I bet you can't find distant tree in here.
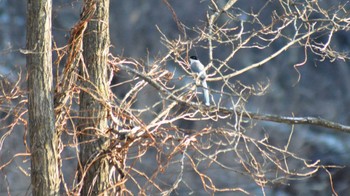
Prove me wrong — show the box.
[26,0,60,195]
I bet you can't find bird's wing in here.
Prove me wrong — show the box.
[202,80,210,106]
[191,61,206,80]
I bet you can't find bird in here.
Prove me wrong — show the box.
[189,56,210,106]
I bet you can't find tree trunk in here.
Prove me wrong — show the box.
[78,0,116,195]
[26,0,60,195]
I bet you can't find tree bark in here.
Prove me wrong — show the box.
[78,0,116,195]
[26,0,60,195]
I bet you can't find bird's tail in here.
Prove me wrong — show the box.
[201,80,210,106]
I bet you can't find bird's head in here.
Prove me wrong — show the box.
[189,56,198,67]
[189,56,198,60]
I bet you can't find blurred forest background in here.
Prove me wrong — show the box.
[1,0,350,195]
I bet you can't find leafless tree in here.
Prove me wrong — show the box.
[77,0,120,194]
[26,0,60,195]
[1,0,350,195]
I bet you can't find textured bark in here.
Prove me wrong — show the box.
[78,0,115,195]
[26,0,60,195]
